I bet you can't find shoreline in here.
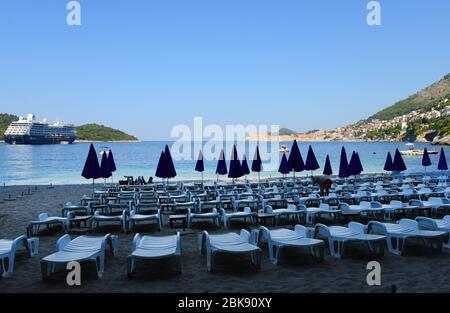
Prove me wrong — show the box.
[74,140,141,143]
[246,137,449,146]
[2,170,449,188]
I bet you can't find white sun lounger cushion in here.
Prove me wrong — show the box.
[198,230,261,272]
[256,225,324,265]
[314,222,385,258]
[41,234,118,279]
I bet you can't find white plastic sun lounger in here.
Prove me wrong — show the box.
[188,208,221,228]
[265,204,305,224]
[339,202,384,219]
[305,204,341,224]
[314,222,385,258]
[127,233,181,277]
[254,226,324,265]
[220,208,255,229]
[368,219,447,255]
[27,213,74,237]
[410,198,450,216]
[232,196,259,212]
[41,234,118,280]
[0,236,38,278]
[128,209,162,232]
[62,202,89,217]
[91,210,127,233]
[416,216,450,248]
[198,230,261,272]
[380,201,424,221]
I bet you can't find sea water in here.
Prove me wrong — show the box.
[0,141,448,185]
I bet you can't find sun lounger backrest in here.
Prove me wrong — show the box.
[319,203,330,211]
[399,219,419,230]
[416,217,439,231]
[38,213,49,221]
[348,222,366,234]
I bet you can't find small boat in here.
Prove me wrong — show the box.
[400,143,438,156]
[279,145,290,153]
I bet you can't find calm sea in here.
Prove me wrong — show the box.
[0,141,448,185]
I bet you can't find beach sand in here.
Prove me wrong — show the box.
[0,184,449,293]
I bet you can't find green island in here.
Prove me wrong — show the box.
[0,114,138,142]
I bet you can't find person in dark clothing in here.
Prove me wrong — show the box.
[148,177,154,184]
[311,176,333,197]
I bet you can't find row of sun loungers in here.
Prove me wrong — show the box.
[29,197,450,236]
[3,215,450,279]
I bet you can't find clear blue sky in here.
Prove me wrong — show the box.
[1,0,449,140]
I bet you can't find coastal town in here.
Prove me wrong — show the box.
[247,100,450,145]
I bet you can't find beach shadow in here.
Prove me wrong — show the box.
[202,253,262,276]
[127,258,183,281]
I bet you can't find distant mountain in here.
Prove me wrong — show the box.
[370,74,450,120]
[0,113,138,142]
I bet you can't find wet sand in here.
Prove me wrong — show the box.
[0,184,449,293]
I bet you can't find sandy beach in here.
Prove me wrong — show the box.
[1,184,449,293]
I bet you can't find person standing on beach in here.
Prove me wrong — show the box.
[311,176,333,197]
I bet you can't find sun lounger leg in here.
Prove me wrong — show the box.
[40,261,51,280]
[329,240,345,258]
[268,244,281,265]
[367,241,385,257]
[422,237,443,253]
[177,256,182,274]
[251,250,261,269]
[310,245,325,262]
[1,254,14,278]
[127,256,135,278]
[386,236,406,256]
[96,253,105,279]
[207,251,214,273]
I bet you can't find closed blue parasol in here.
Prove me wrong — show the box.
[242,155,250,177]
[288,140,305,178]
[82,144,101,193]
[106,150,117,183]
[107,150,117,172]
[438,148,448,171]
[155,151,167,180]
[228,145,244,180]
[216,149,228,180]
[384,152,394,172]
[164,145,177,179]
[100,151,112,180]
[338,147,350,179]
[279,153,290,176]
[195,150,205,185]
[323,155,333,176]
[251,146,263,184]
[305,145,320,174]
[422,148,432,171]
[195,150,205,172]
[355,153,364,175]
[348,151,358,176]
[393,149,407,173]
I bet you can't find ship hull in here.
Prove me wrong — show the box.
[4,135,76,145]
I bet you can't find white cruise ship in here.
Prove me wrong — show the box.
[4,114,77,145]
